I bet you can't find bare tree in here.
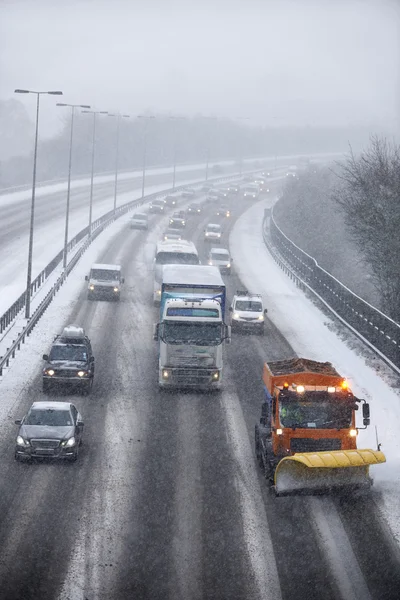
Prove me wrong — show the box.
[332,137,400,321]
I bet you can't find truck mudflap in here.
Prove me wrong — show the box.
[274,449,386,496]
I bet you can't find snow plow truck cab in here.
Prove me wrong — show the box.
[255,358,386,496]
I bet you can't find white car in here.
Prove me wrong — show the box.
[204,223,222,243]
[208,248,232,274]
[130,213,149,230]
[229,292,267,334]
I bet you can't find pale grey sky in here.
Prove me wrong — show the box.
[1,0,399,136]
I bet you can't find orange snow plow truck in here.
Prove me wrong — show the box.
[255,358,386,495]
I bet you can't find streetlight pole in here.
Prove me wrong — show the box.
[236,117,250,176]
[57,103,91,269]
[138,115,155,198]
[170,116,184,190]
[203,117,218,182]
[82,109,108,239]
[108,113,130,214]
[14,88,63,319]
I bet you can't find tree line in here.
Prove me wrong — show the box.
[274,137,400,322]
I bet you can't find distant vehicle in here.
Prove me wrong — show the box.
[130,212,149,230]
[164,195,179,207]
[219,188,229,198]
[169,216,186,229]
[261,170,271,178]
[42,325,95,394]
[204,223,222,243]
[202,183,214,192]
[243,184,259,199]
[253,177,269,193]
[228,183,240,193]
[229,291,267,334]
[153,240,199,303]
[85,263,124,301]
[173,210,186,219]
[207,189,223,202]
[15,401,84,462]
[163,228,183,241]
[187,203,202,215]
[286,165,298,177]
[149,199,165,213]
[208,247,232,274]
[182,188,196,198]
[216,204,230,218]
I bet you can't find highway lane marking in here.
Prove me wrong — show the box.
[171,395,203,600]
[221,382,282,600]
[308,497,372,600]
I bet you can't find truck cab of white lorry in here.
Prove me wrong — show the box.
[154,264,231,389]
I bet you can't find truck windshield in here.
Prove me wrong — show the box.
[155,252,199,265]
[91,269,119,281]
[279,396,353,429]
[49,346,87,362]
[161,322,222,346]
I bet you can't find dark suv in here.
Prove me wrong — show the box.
[42,325,95,394]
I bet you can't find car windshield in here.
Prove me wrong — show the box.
[279,395,353,429]
[161,322,222,346]
[49,345,87,362]
[235,300,262,311]
[90,269,119,281]
[25,409,73,427]
[207,225,221,232]
[155,252,199,265]
[211,252,229,261]
[133,214,147,220]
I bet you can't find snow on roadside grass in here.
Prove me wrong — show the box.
[230,199,400,546]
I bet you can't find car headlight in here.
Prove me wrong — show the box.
[217,233,221,237]
[233,313,240,320]
[113,287,119,292]
[258,315,264,321]
[226,263,231,268]
[208,260,213,265]
[61,437,76,447]
[17,435,29,446]
[197,209,201,213]
[77,370,87,377]
[45,369,55,376]
[156,289,161,296]
[89,284,95,291]
[162,369,171,380]
[205,232,209,236]
[212,371,220,381]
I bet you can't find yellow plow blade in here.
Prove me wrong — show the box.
[274,449,386,496]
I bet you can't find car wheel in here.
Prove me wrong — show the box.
[42,381,51,394]
[82,380,93,396]
[14,451,21,462]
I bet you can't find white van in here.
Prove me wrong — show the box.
[85,264,124,301]
[208,247,232,274]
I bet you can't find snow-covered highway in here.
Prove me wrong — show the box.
[0,174,399,599]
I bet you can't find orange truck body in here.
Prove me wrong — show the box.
[262,358,358,458]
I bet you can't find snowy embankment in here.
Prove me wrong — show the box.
[230,199,400,546]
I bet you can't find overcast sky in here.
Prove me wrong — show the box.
[1,0,399,136]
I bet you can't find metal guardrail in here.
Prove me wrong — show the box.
[263,207,400,371]
[0,171,250,376]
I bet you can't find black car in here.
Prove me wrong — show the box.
[42,325,95,394]
[187,203,202,215]
[169,216,186,229]
[15,401,84,462]
[149,200,165,213]
[164,195,178,207]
